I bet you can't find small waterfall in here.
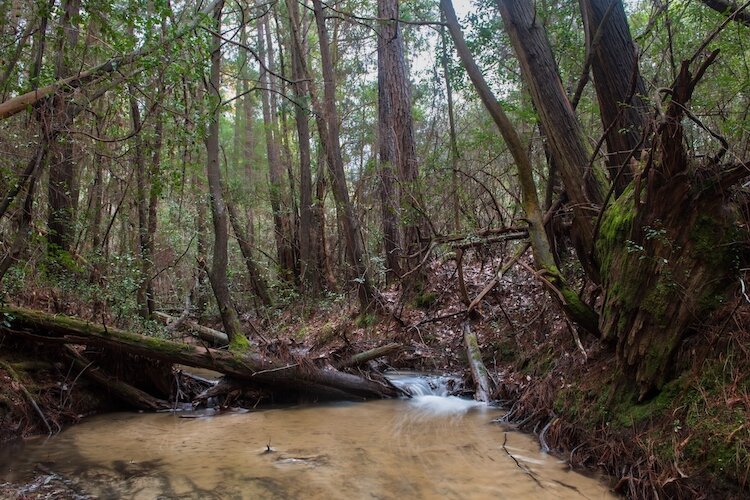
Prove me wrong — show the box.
[385,372,461,397]
[385,372,484,416]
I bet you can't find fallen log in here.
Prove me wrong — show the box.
[63,346,171,411]
[335,343,402,369]
[153,311,228,346]
[462,321,494,402]
[1,306,398,400]
[193,378,245,405]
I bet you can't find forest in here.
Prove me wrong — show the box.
[0,0,748,498]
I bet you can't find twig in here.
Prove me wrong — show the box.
[251,363,299,377]
[502,432,544,488]
[0,360,53,435]
[741,274,750,304]
[61,349,95,409]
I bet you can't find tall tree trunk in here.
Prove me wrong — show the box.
[496,0,748,399]
[580,0,648,195]
[47,0,81,262]
[193,171,209,321]
[226,191,272,307]
[441,0,598,334]
[440,17,461,234]
[239,23,257,249]
[272,10,301,270]
[377,0,425,288]
[312,0,376,311]
[204,1,246,349]
[497,0,607,279]
[145,101,162,316]
[596,56,747,399]
[128,86,150,319]
[313,150,336,291]
[285,0,317,292]
[377,5,402,284]
[258,15,295,282]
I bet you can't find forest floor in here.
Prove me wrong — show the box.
[1,248,749,499]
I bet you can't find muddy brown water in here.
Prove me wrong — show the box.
[0,375,615,499]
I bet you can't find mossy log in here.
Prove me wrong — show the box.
[63,346,171,411]
[0,307,399,400]
[462,321,494,402]
[335,343,402,369]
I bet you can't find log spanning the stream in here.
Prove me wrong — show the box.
[0,307,399,400]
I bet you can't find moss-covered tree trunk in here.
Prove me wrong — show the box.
[596,57,746,399]
[497,0,748,400]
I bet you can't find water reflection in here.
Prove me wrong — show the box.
[0,389,614,499]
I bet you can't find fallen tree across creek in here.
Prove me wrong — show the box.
[0,307,400,402]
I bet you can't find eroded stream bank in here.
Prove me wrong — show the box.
[0,380,614,499]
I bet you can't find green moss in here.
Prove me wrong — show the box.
[690,214,743,273]
[465,330,489,377]
[490,338,516,362]
[560,287,599,332]
[683,400,749,480]
[519,347,556,377]
[640,276,675,326]
[596,186,636,275]
[317,322,338,344]
[691,215,722,265]
[228,334,251,353]
[612,376,684,429]
[413,291,439,309]
[354,313,376,328]
[293,326,308,341]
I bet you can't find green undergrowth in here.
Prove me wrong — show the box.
[413,290,439,309]
[551,348,750,490]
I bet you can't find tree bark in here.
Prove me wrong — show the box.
[440,17,461,234]
[152,311,228,346]
[580,0,648,195]
[377,1,403,284]
[258,16,296,282]
[285,0,317,292]
[462,321,493,402]
[204,1,246,348]
[377,0,425,288]
[312,0,376,311]
[596,56,748,399]
[47,0,81,261]
[335,343,402,369]
[128,79,149,319]
[497,0,607,279]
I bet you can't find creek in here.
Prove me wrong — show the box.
[0,373,614,499]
